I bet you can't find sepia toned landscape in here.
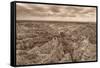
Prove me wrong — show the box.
[16,3,97,65]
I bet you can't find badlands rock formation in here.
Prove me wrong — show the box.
[16,3,97,65]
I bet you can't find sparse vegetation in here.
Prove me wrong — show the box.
[16,21,96,65]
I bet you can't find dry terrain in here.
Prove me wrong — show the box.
[16,3,97,65]
[16,21,96,65]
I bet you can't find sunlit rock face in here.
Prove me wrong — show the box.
[16,3,97,65]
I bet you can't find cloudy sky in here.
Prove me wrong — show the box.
[16,3,96,23]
